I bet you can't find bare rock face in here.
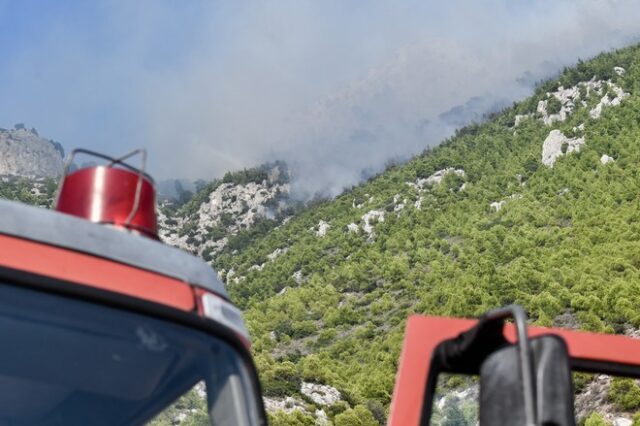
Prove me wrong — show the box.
[263,396,309,414]
[158,173,291,258]
[518,71,629,128]
[0,128,64,178]
[313,220,331,237]
[361,209,385,238]
[417,168,466,188]
[542,130,585,168]
[300,382,342,406]
[600,154,615,165]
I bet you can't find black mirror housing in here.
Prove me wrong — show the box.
[480,334,576,426]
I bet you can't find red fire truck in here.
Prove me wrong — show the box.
[0,150,266,425]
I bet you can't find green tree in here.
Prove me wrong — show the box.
[334,405,378,426]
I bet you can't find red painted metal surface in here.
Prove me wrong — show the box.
[56,166,158,238]
[388,315,640,426]
[0,234,195,311]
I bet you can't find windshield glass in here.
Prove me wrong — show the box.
[0,282,261,426]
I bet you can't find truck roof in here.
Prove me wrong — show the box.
[0,199,228,299]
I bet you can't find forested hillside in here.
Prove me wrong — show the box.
[3,44,640,425]
[205,45,640,425]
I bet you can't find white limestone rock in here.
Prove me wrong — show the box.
[541,130,585,168]
[194,382,207,399]
[414,196,424,210]
[313,220,331,237]
[600,154,615,165]
[514,113,533,126]
[361,209,385,237]
[393,194,407,213]
[624,326,640,339]
[346,223,359,233]
[614,66,626,76]
[292,270,303,284]
[613,418,632,426]
[532,79,627,126]
[537,85,580,126]
[301,382,342,406]
[589,82,629,119]
[436,385,479,411]
[173,412,188,423]
[315,409,330,426]
[418,168,466,187]
[490,201,505,212]
[158,165,292,259]
[405,181,419,191]
[267,247,289,261]
[491,194,522,211]
[277,287,289,296]
[263,396,309,414]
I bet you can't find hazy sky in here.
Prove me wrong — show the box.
[1,1,639,196]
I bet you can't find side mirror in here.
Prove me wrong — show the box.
[480,334,575,426]
[423,305,575,426]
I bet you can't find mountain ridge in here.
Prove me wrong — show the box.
[206,44,640,425]
[0,125,64,178]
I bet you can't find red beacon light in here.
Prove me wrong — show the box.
[55,149,158,239]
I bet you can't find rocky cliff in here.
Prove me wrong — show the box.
[0,126,64,178]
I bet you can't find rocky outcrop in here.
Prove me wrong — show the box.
[301,382,342,406]
[490,201,505,212]
[541,130,585,167]
[0,127,64,178]
[436,385,478,412]
[614,66,626,76]
[417,168,465,188]
[490,194,522,212]
[159,168,291,259]
[514,113,533,126]
[263,396,309,414]
[519,72,629,127]
[313,220,331,237]
[600,154,615,165]
[574,375,639,426]
[263,382,342,422]
[590,84,629,119]
[537,85,581,126]
[361,209,385,237]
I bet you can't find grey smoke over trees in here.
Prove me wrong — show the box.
[1,1,639,197]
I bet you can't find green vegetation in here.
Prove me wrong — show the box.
[148,385,209,426]
[269,411,315,426]
[0,176,57,207]
[209,44,640,423]
[583,412,608,426]
[608,377,640,411]
[547,96,563,115]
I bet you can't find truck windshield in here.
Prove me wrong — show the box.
[0,282,262,426]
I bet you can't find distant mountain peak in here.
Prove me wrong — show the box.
[0,127,64,178]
